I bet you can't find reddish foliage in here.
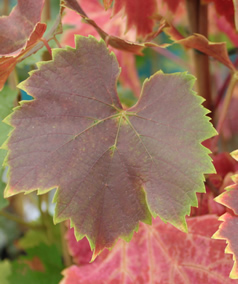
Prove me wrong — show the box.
[162,0,184,13]
[213,152,238,279]
[212,152,238,179]
[66,229,93,265]
[112,0,158,38]
[62,216,236,284]
[0,0,46,90]
[191,152,238,217]
[203,0,235,29]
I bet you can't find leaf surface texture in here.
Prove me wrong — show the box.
[5,36,216,256]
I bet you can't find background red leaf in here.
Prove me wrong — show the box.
[162,0,184,13]
[202,0,235,29]
[112,0,158,38]
[61,216,237,284]
[213,152,238,279]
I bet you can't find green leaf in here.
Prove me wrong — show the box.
[7,244,63,284]
[4,36,216,258]
[0,260,11,284]
[18,219,61,250]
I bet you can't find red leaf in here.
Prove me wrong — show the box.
[212,152,238,179]
[61,216,236,284]
[0,7,63,91]
[4,36,216,258]
[162,0,184,13]
[233,0,238,30]
[0,0,44,57]
[213,153,238,279]
[66,229,93,265]
[112,0,158,38]
[202,0,235,29]
[214,12,238,46]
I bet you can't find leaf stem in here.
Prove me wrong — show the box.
[212,72,238,149]
[2,0,8,15]
[54,36,62,48]
[0,210,44,229]
[41,38,52,57]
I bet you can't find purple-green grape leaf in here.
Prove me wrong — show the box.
[4,36,216,258]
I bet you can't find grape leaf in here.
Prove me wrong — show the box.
[4,36,216,258]
[111,0,158,38]
[213,152,238,279]
[61,216,237,284]
[0,0,44,57]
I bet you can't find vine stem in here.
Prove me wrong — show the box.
[3,0,8,15]
[0,210,44,229]
[185,0,213,115]
[38,194,54,243]
[212,72,238,149]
